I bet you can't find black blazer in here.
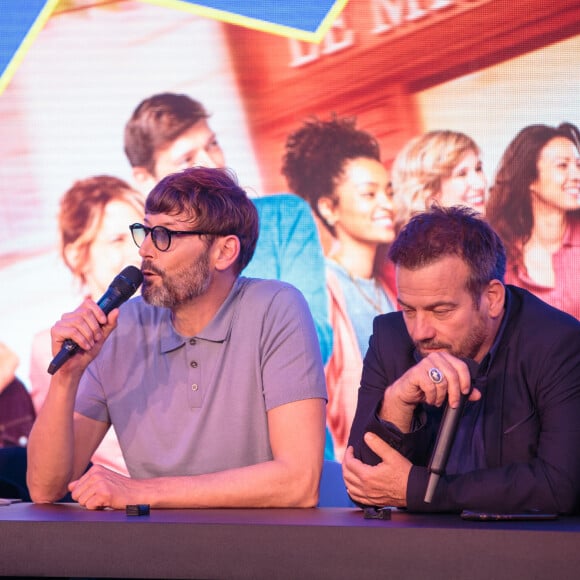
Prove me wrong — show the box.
[348,286,580,514]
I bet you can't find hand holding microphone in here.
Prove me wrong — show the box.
[424,384,469,503]
[424,360,478,503]
[48,266,143,375]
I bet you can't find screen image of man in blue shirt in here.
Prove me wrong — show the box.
[27,167,327,509]
[343,205,580,514]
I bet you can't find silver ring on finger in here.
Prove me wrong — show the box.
[428,367,444,384]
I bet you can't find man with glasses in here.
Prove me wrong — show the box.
[27,166,327,509]
[124,92,333,369]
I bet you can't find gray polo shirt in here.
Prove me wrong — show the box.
[75,277,327,479]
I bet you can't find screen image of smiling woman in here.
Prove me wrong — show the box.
[391,130,487,229]
[29,175,145,476]
[487,122,580,320]
[282,116,397,460]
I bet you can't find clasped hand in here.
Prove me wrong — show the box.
[343,435,411,507]
[343,352,481,507]
[381,351,481,431]
[69,464,140,510]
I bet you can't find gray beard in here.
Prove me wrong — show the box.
[415,316,488,361]
[142,253,211,309]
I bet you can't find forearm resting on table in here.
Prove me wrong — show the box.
[26,373,87,503]
[130,455,322,509]
[148,400,325,508]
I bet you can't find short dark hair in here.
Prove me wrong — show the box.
[388,205,506,304]
[281,115,381,233]
[124,93,209,173]
[146,166,258,274]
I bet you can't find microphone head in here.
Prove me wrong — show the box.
[113,265,144,296]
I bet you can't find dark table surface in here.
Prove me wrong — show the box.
[1,502,579,579]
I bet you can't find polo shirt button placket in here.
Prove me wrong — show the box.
[187,339,202,409]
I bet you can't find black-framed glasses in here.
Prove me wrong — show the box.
[130,223,211,252]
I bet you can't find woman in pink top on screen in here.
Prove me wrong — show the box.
[29,175,145,475]
[486,122,580,319]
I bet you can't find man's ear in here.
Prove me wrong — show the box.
[214,235,241,272]
[485,279,506,318]
[131,167,157,195]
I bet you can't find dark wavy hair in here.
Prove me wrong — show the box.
[486,122,580,268]
[281,115,381,234]
[389,205,506,306]
[146,166,258,274]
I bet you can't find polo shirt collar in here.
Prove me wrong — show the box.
[159,277,246,353]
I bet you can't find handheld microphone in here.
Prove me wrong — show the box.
[424,392,468,503]
[47,265,143,375]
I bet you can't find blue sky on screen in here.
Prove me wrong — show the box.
[173,0,336,31]
[0,0,346,94]
[0,0,57,92]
